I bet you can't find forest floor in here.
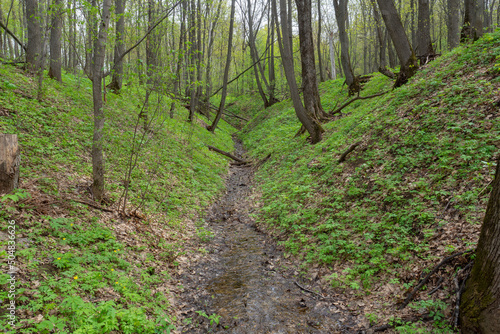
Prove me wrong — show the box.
[172,138,361,333]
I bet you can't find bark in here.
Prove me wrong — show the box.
[170,0,187,118]
[332,0,358,94]
[447,0,459,49]
[317,0,324,82]
[25,0,42,72]
[460,158,500,333]
[295,0,326,120]
[417,0,434,60]
[328,32,336,80]
[246,0,270,108]
[48,0,63,82]
[85,0,97,79]
[207,0,236,133]
[108,0,126,92]
[268,4,278,103]
[462,0,483,41]
[274,0,322,144]
[204,0,222,100]
[91,0,112,202]
[0,134,20,195]
[376,0,418,87]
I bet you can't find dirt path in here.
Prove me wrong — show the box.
[175,139,355,333]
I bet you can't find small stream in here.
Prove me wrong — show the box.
[178,140,349,333]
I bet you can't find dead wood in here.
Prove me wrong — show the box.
[367,313,433,333]
[397,249,473,310]
[378,66,395,79]
[329,91,388,116]
[67,197,114,212]
[207,145,248,164]
[338,141,361,163]
[453,261,474,328]
[294,281,325,299]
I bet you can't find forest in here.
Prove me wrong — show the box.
[0,0,499,332]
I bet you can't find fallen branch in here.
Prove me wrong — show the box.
[329,91,388,116]
[338,141,361,163]
[208,104,249,121]
[0,20,26,52]
[294,281,325,299]
[67,197,114,213]
[368,313,433,333]
[398,249,473,310]
[207,145,248,164]
[427,276,444,295]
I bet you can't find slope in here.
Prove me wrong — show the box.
[240,31,500,331]
[0,66,235,332]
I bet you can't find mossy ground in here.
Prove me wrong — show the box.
[0,66,235,333]
[240,31,500,331]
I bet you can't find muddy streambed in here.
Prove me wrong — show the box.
[176,141,353,333]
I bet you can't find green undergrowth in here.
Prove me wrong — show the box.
[241,31,500,294]
[0,66,234,332]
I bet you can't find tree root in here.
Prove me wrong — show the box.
[397,249,473,310]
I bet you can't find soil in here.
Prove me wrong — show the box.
[174,139,357,333]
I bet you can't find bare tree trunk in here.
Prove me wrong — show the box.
[317,0,324,82]
[295,0,326,119]
[269,3,278,103]
[328,32,336,79]
[0,134,20,195]
[48,0,63,81]
[460,158,500,333]
[170,0,187,118]
[376,0,418,86]
[333,0,358,94]
[447,0,459,49]
[462,0,483,41]
[108,0,126,92]
[207,0,236,132]
[274,0,322,143]
[91,0,112,202]
[204,0,222,100]
[85,0,97,78]
[25,0,42,72]
[417,0,434,61]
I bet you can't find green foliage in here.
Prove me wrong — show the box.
[240,31,500,294]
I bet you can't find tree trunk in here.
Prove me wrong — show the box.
[25,0,42,73]
[207,0,236,132]
[417,0,434,61]
[108,0,126,92]
[170,0,187,118]
[460,158,500,333]
[317,0,325,82]
[328,32,336,80]
[447,0,459,49]
[274,0,322,144]
[48,0,63,82]
[0,134,20,195]
[376,0,418,87]
[333,0,358,94]
[462,0,483,41]
[91,0,112,202]
[295,0,326,120]
[85,0,97,78]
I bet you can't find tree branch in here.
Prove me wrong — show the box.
[207,145,248,163]
[329,91,388,116]
[0,20,26,52]
[103,0,182,77]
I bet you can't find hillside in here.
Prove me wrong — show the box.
[0,66,235,332]
[239,31,500,331]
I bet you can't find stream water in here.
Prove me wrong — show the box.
[177,140,350,333]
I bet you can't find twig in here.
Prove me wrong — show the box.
[207,145,248,163]
[329,91,388,116]
[338,141,361,163]
[398,249,473,310]
[294,281,325,299]
[478,179,494,198]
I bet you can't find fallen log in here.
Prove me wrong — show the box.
[207,145,248,164]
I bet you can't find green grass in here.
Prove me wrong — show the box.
[0,66,235,333]
[240,30,500,297]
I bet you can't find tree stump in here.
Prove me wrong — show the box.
[0,135,20,194]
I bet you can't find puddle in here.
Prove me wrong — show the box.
[177,140,351,333]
